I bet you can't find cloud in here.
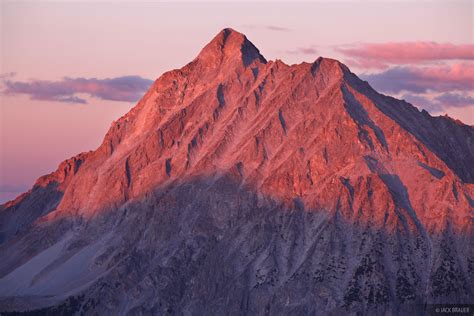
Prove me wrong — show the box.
[265,25,291,32]
[285,46,318,55]
[343,58,392,70]
[361,63,474,94]
[241,24,291,32]
[337,42,474,69]
[2,75,154,104]
[402,92,474,113]
[401,94,443,112]
[435,92,474,107]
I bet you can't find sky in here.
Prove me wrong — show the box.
[0,0,473,203]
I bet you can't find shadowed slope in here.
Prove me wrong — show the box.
[0,174,472,314]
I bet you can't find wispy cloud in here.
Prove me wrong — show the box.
[285,46,318,55]
[343,58,391,70]
[265,25,291,32]
[361,63,474,94]
[338,42,474,69]
[241,24,291,32]
[2,75,154,104]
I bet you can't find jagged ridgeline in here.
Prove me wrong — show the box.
[0,29,473,315]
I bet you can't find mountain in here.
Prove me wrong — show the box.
[0,28,473,315]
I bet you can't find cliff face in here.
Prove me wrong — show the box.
[0,28,473,315]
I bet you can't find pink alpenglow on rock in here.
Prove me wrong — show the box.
[0,29,473,315]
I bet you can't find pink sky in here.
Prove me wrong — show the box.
[1,1,473,203]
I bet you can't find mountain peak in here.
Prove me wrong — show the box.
[1,28,473,315]
[195,28,266,67]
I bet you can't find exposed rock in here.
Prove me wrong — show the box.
[0,28,473,315]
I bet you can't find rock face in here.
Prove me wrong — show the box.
[0,28,473,315]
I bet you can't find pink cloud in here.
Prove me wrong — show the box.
[338,42,474,69]
[344,58,389,70]
[362,62,474,94]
